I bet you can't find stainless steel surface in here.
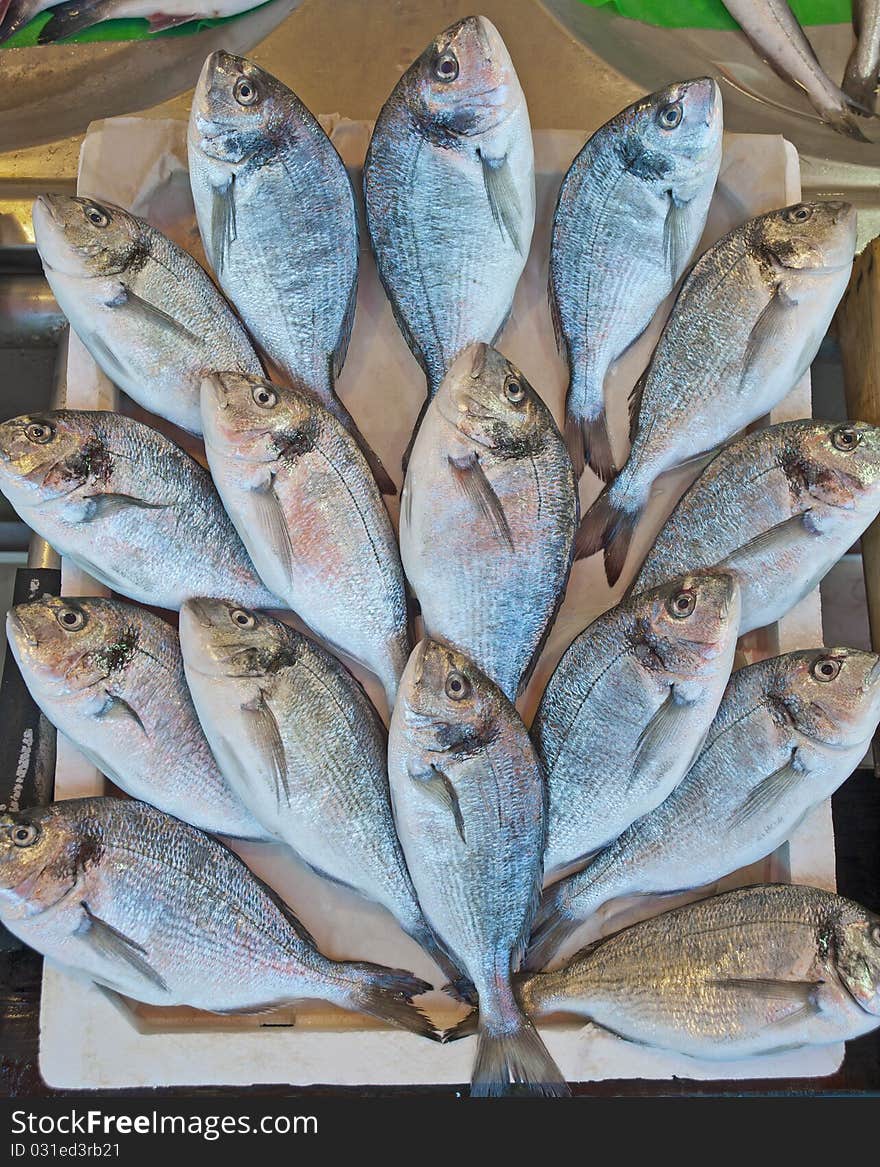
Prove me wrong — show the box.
[0,272,63,346]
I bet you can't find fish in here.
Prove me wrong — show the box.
[722,0,871,139]
[633,420,880,636]
[0,409,280,612]
[32,195,262,436]
[178,597,467,995]
[844,0,880,113]
[0,796,438,1038]
[399,343,577,703]
[363,16,535,455]
[0,0,260,46]
[6,596,270,841]
[388,639,568,1097]
[533,572,740,878]
[517,883,880,1060]
[578,200,857,586]
[526,647,880,971]
[550,78,723,482]
[187,53,395,496]
[200,372,410,710]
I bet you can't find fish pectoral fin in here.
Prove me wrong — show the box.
[742,283,798,384]
[241,689,290,806]
[80,493,168,521]
[631,684,696,784]
[94,694,146,733]
[447,452,514,551]
[76,902,168,994]
[663,191,695,280]
[478,150,525,256]
[410,764,466,844]
[209,176,237,277]
[104,283,199,346]
[249,476,296,580]
[711,977,821,1006]
[86,332,130,387]
[627,369,648,446]
[729,750,806,830]
[722,512,809,567]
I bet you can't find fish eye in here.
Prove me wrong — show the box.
[234,76,260,106]
[251,385,277,409]
[668,589,696,619]
[11,823,38,847]
[504,376,526,406]
[25,421,54,445]
[812,656,842,682]
[83,204,110,228]
[871,923,880,946]
[658,101,683,129]
[832,424,861,452]
[433,50,459,83]
[445,670,471,700]
[56,606,86,631]
[784,205,813,224]
[231,608,255,628]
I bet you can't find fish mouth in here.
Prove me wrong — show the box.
[5,609,35,648]
[181,597,222,630]
[202,375,229,411]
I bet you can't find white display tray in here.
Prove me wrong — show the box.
[39,118,839,1088]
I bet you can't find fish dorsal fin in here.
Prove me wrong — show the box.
[76,901,168,994]
[448,451,514,551]
[479,151,525,256]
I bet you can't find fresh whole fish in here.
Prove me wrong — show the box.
[0,409,280,611]
[526,647,880,971]
[0,0,260,46]
[633,420,880,636]
[178,598,466,993]
[0,796,437,1038]
[579,200,857,586]
[32,195,262,435]
[363,15,535,452]
[550,78,723,481]
[722,0,870,139]
[533,572,740,877]
[388,639,568,1097]
[7,597,270,841]
[399,343,577,702]
[844,0,880,112]
[200,372,410,709]
[187,53,394,496]
[517,884,880,1060]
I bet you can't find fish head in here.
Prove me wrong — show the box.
[200,373,317,466]
[401,16,521,139]
[7,597,143,697]
[0,411,107,509]
[179,598,297,680]
[753,201,857,275]
[437,343,547,453]
[633,571,742,679]
[790,421,880,512]
[191,51,287,163]
[622,77,722,179]
[0,803,97,919]
[32,195,143,279]
[832,901,880,1017]
[769,648,880,751]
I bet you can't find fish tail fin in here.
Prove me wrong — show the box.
[37,0,113,42]
[842,63,878,116]
[828,103,873,141]
[574,477,641,586]
[347,962,440,1041]
[565,408,616,483]
[470,989,569,1098]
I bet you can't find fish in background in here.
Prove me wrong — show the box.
[526,647,880,971]
[550,77,723,481]
[633,420,880,635]
[32,195,262,436]
[400,344,576,703]
[389,641,568,1097]
[188,52,395,496]
[533,573,740,878]
[0,0,259,46]
[7,597,270,841]
[0,797,438,1039]
[363,16,535,458]
[722,0,871,139]
[179,599,467,995]
[578,200,857,586]
[0,410,280,612]
[844,0,880,113]
[200,372,410,711]
[517,884,880,1060]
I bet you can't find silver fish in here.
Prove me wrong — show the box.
[518,884,880,1060]
[187,53,395,496]
[722,0,869,139]
[0,0,258,44]
[0,796,437,1037]
[844,0,880,112]
[363,15,535,450]
[7,597,269,841]
[633,420,880,636]
[533,573,740,877]
[178,598,466,993]
[388,639,568,1097]
[200,372,410,710]
[399,343,577,703]
[550,78,723,481]
[32,195,262,435]
[578,200,857,586]
[527,647,880,970]
[0,410,280,611]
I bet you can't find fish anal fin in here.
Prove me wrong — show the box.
[448,451,514,551]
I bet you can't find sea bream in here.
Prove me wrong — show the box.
[0,0,261,46]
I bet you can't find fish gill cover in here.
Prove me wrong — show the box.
[577,0,852,31]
